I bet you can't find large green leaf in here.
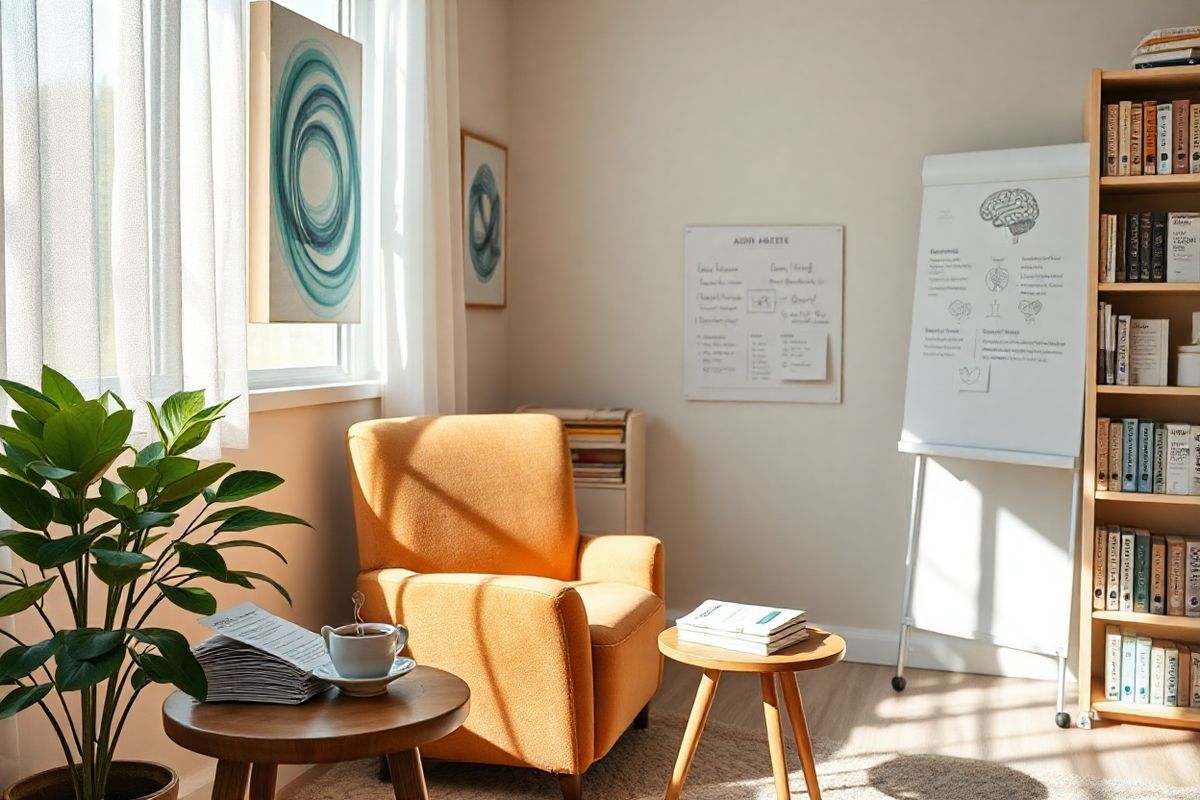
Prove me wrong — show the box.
[155,457,198,485]
[26,462,75,482]
[216,509,310,533]
[0,578,57,616]
[173,543,227,581]
[0,530,47,562]
[98,409,133,452]
[235,571,292,605]
[62,628,125,660]
[213,539,287,564]
[40,366,85,408]
[0,684,52,719]
[99,478,133,506]
[131,628,206,700]
[213,471,284,503]
[89,549,152,587]
[55,643,125,691]
[0,636,61,681]
[41,401,106,470]
[127,511,177,530]
[134,441,165,467]
[168,399,236,456]
[0,380,58,422]
[159,390,206,436]
[156,462,233,505]
[10,410,43,438]
[35,534,92,568]
[197,505,256,528]
[158,585,217,615]
[117,466,157,492]
[70,446,127,489]
[0,476,52,530]
[0,428,44,460]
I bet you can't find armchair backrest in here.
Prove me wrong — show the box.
[346,414,580,580]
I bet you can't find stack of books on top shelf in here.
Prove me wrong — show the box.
[1091,524,1200,615]
[1096,308,1167,385]
[529,407,628,444]
[1131,26,1200,70]
[676,599,807,656]
[1096,417,1200,495]
[1102,626,1198,708]
[1098,211,1199,283]
[1102,95,1198,176]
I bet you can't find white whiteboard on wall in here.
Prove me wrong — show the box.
[684,225,843,403]
[900,144,1091,463]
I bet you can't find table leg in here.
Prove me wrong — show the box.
[665,668,721,800]
[212,760,250,800]
[780,673,822,800]
[248,764,277,800]
[760,674,792,799]
[387,749,429,800]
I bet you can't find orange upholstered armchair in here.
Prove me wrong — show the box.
[346,414,665,799]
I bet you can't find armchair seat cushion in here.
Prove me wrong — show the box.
[571,580,665,758]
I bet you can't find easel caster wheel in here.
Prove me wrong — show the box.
[1055,712,1071,729]
[891,676,906,692]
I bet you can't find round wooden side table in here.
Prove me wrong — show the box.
[658,626,845,800]
[162,665,469,800]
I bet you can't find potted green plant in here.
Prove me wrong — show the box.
[0,367,308,800]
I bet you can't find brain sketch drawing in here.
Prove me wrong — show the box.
[947,300,972,321]
[980,188,1039,242]
[985,266,1009,292]
[1018,299,1043,322]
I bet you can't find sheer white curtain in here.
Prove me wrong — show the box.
[0,0,248,454]
[358,0,468,418]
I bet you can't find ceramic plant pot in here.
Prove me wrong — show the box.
[3,761,178,800]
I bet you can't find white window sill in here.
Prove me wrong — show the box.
[248,380,383,413]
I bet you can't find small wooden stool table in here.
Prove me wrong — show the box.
[162,665,469,800]
[658,626,845,800]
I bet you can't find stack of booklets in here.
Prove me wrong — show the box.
[1102,96,1198,176]
[1097,212,1199,283]
[193,603,333,704]
[1131,27,1200,69]
[570,449,624,484]
[1095,418,1200,495]
[1103,626,1199,708]
[677,599,807,656]
[1095,307,1167,386]
[1091,524,1200,616]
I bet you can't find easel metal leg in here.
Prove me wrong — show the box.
[893,454,926,693]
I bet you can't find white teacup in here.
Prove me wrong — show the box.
[320,622,408,679]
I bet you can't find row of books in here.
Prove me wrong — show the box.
[1131,27,1200,69]
[1102,627,1199,708]
[1091,525,1200,616]
[570,449,624,484]
[1103,98,1199,176]
[1096,419,1200,495]
[1098,212,1199,283]
[676,599,808,656]
[1095,309,1168,386]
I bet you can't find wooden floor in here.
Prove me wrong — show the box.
[654,659,1200,788]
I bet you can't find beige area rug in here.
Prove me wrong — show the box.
[288,714,1200,800]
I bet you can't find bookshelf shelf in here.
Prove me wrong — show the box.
[1098,282,1200,294]
[1095,385,1200,396]
[1079,66,1200,733]
[1099,174,1200,194]
[1095,491,1200,505]
[568,440,627,451]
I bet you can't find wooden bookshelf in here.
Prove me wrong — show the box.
[1079,66,1200,732]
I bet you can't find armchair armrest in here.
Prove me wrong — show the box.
[356,568,595,774]
[577,534,664,598]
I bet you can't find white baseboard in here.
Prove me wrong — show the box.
[666,610,1076,683]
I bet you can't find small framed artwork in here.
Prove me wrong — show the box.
[461,131,507,308]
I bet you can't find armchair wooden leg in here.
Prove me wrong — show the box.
[558,772,583,800]
[634,702,651,730]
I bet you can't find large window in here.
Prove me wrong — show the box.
[247,0,378,391]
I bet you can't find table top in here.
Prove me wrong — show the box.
[658,626,845,673]
[162,665,470,764]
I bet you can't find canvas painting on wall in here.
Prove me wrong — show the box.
[249,1,362,322]
[462,131,508,308]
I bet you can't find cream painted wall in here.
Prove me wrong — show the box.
[460,0,512,413]
[10,398,380,791]
[505,1,1200,668]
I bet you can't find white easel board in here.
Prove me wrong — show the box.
[900,144,1091,462]
[684,225,843,403]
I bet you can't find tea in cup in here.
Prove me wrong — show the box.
[320,622,408,679]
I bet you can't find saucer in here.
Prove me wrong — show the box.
[312,657,417,697]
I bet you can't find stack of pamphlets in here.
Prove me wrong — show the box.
[193,603,333,704]
[1131,27,1200,69]
[677,599,807,656]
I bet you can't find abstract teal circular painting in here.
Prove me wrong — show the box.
[461,132,508,307]
[271,35,361,320]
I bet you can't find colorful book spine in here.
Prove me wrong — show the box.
[1120,528,1135,612]
[1121,418,1138,491]
[1134,529,1151,612]
[1154,423,1167,493]
[1151,212,1166,282]
[1135,634,1152,704]
[1131,101,1144,176]
[1121,630,1137,702]
[1127,212,1141,281]
[1145,99,1159,175]
[1167,535,1187,616]
[1168,213,1200,283]
[1191,425,1200,495]
[1137,420,1154,492]
[1096,417,1110,490]
[1192,651,1200,707]
[1105,103,1119,176]
[1187,539,1200,617]
[1116,316,1131,384]
[1167,423,1192,494]
[1180,644,1193,706]
[1107,526,1121,611]
[1151,641,1167,705]
[1151,535,1167,614]
[1105,625,1122,700]
[1192,103,1200,174]
[1167,643,1180,706]
[1173,99,1192,174]
[1094,526,1108,610]
[1119,100,1132,176]
[1158,103,1173,175]
[1109,422,1123,492]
